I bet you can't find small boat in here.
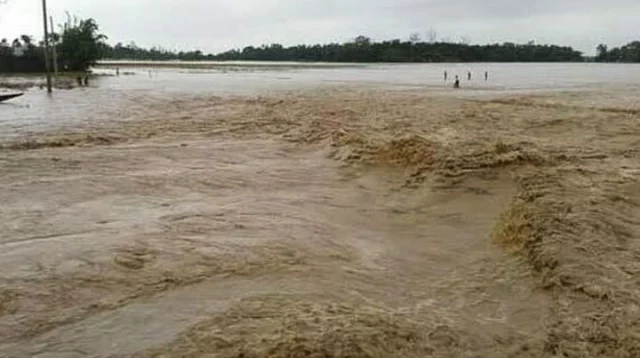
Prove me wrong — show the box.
[0,92,24,103]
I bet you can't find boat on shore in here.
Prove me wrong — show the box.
[0,92,23,103]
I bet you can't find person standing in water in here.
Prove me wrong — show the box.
[467,71,472,81]
[454,75,460,88]
[484,71,488,82]
[444,70,448,82]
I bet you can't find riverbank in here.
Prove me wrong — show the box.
[0,73,107,91]
[1,87,639,357]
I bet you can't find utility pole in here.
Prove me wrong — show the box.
[41,0,52,93]
[50,16,58,75]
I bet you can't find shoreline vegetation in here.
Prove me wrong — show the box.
[101,37,583,63]
[0,16,104,74]
[2,16,640,75]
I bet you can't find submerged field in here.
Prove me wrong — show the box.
[0,86,639,357]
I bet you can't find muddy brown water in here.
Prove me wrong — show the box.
[1,66,640,357]
[2,62,640,140]
[0,135,545,357]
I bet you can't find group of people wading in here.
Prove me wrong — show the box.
[444,70,488,89]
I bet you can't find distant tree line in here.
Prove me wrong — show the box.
[596,41,640,63]
[101,36,584,63]
[100,42,213,61]
[0,16,106,73]
[6,16,640,73]
[0,35,46,72]
[213,37,583,62]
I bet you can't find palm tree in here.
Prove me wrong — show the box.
[596,44,608,62]
[20,35,34,48]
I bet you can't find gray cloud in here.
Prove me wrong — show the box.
[1,0,639,55]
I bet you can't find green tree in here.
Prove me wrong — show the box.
[596,44,608,62]
[59,17,107,71]
[596,41,640,63]
[354,35,371,46]
[20,35,34,48]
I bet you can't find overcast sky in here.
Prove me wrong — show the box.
[1,0,639,55]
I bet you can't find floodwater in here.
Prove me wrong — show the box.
[2,62,640,139]
[1,63,640,357]
[0,94,549,356]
